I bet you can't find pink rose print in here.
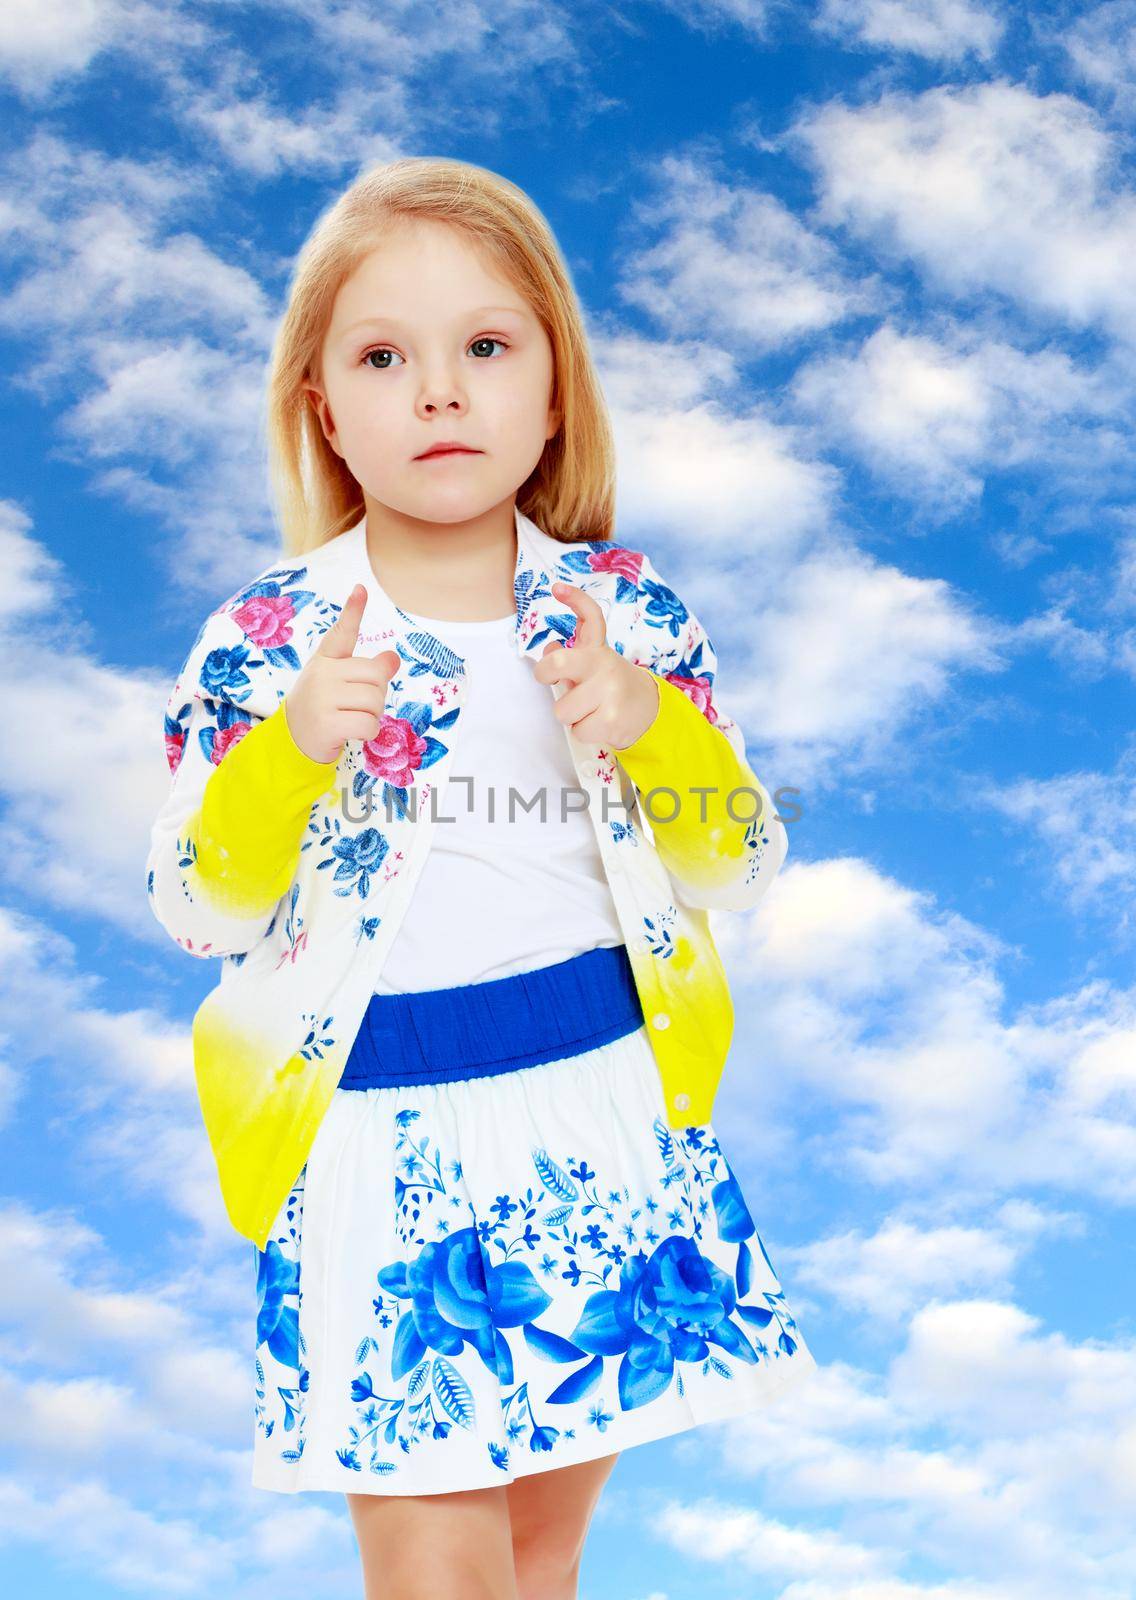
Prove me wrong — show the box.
[212,721,253,763]
[164,728,186,775]
[587,545,643,585]
[664,673,718,725]
[362,715,428,787]
[232,595,296,650]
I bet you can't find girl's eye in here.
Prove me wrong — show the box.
[361,336,509,370]
[362,347,403,370]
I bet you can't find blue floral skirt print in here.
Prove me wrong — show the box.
[251,945,818,1496]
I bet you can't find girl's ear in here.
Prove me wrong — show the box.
[303,381,342,457]
[546,407,563,441]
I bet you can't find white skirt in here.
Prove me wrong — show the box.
[250,1016,818,1496]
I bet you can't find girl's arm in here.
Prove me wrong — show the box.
[610,557,788,914]
[145,609,339,959]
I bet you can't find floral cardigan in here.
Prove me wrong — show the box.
[146,506,788,1248]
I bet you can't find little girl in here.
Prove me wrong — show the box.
[147,156,818,1599]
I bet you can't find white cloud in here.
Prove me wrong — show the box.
[0,902,232,1239]
[168,74,406,182]
[1010,601,1116,676]
[615,153,880,352]
[656,1495,891,1584]
[0,1474,236,1595]
[0,0,209,99]
[985,755,1136,914]
[815,0,1005,62]
[789,320,1130,517]
[659,1292,1136,1597]
[0,136,281,596]
[719,856,1136,1202]
[0,507,202,946]
[1060,0,1136,118]
[791,80,1136,344]
[606,370,839,552]
[0,643,184,936]
[0,499,69,623]
[641,0,777,40]
[790,1202,1076,1322]
[595,331,1004,787]
[710,544,1001,781]
[0,0,132,95]
[140,0,583,179]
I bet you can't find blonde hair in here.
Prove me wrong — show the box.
[265,157,616,557]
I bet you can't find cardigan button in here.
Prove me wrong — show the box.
[673,1092,690,1111]
[652,1011,670,1030]
[581,759,597,778]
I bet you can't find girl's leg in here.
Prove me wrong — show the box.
[346,1484,521,1600]
[506,1453,622,1600]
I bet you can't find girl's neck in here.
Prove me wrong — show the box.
[362,498,518,623]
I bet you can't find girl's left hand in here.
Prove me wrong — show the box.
[533,581,660,748]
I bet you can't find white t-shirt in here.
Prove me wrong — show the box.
[373,607,625,994]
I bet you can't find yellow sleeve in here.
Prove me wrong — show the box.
[146,608,339,959]
[192,698,339,917]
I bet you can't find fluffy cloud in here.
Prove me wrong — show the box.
[791,81,1136,344]
[721,855,1136,1201]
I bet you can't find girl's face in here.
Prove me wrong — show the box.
[306,219,561,525]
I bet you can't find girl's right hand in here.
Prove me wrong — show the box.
[283,583,401,766]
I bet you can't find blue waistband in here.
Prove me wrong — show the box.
[338,943,644,1090]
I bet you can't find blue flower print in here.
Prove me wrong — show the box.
[253,1176,309,1459]
[398,631,466,681]
[515,563,576,652]
[295,1010,336,1065]
[256,1239,300,1363]
[381,1228,553,1385]
[198,641,262,701]
[639,576,689,641]
[332,1109,804,1480]
[712,1163,756,1241]
[641,907,677,959]
[316,824,390,900]
[571,1236,758,1411]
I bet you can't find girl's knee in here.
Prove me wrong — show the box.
[362,1543,518,1600]
[513,1544,581,1600]
[348,1486,519,1600]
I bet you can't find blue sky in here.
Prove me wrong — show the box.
[3,0,1136,1595]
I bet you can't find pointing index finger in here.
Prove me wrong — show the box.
[551,581,607,649]
[318,583,368,658]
